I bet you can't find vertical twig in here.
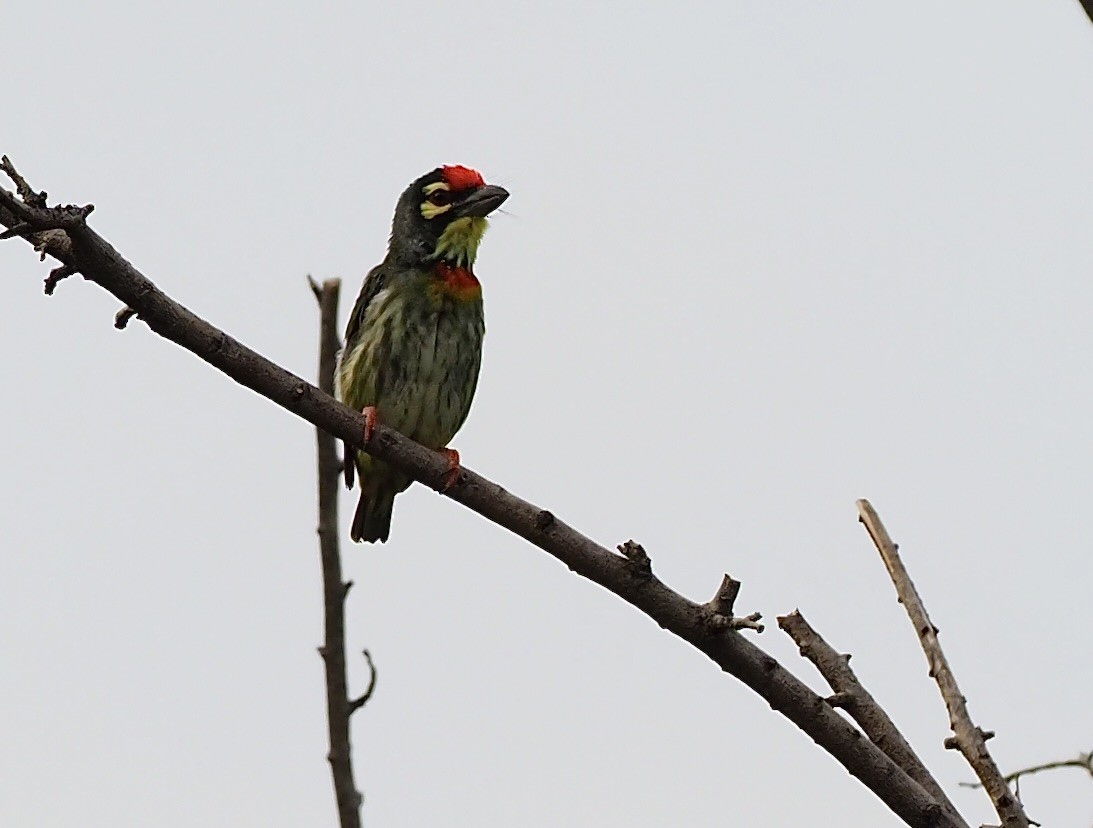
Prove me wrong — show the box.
[310,277,366,828]
[857,500,1032,828]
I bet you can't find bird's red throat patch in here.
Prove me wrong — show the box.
[442,165,485,191]
[433,261,481,301]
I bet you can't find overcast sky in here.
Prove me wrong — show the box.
[3,2,1092,826]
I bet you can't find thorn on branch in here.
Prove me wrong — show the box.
[535,510,555,530]
[114,306,138,329]
[616,539,652,578]
[44,265,74,295]
[342,580,353,600]
[348,649,377,715]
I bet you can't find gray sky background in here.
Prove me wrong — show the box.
[3,2,1091,826]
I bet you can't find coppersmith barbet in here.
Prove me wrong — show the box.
[336,165,508,542]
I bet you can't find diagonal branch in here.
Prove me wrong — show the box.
[857,500,1031,828]
[2,161,963,828]
[779,610,968,828]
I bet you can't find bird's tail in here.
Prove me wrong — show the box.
[350,486,396,543]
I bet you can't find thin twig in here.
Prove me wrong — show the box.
[960,751,1093,789]
[779,609,968,828]
[348,650,378,714]
[2,159,965,828]
[311,277,364,828]
[857,500,1032,828]
[0,180,92,230]
[0,155,46,207]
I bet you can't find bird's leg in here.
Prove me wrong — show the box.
[361,405,379,445]
[439,448,461,492]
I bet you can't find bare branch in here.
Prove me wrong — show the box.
[311,277,364,828]
[779,609,968,828]
[0,160,82,292]
[3,160,965,828]
[857,500,1031,828]
[0,188,92,231]
[0,161,92,231]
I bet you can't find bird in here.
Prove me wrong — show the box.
[336,165,509,543]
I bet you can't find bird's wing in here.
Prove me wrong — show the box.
[341,262,393,491]
[344,262,391,346]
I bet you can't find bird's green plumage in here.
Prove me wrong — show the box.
[336,167,505,542]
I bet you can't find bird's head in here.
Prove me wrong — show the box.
[388,165,509,269]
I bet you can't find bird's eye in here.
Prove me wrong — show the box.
[427,190,451,206]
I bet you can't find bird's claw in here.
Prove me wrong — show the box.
[361,406,378,446]
[440,448,461,492]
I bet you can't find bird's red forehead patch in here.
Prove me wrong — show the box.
[442,165,485,191]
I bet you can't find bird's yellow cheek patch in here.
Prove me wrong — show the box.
[433,216,488,268]
[420,182,453,220]
[421,202,452,220]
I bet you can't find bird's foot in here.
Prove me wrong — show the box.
[361,406,379,446]
[439,448,461,492]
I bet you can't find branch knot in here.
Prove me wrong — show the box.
[616,540,652,579]
[703,575,764,633]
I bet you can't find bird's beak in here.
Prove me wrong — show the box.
[454,184,509,218]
